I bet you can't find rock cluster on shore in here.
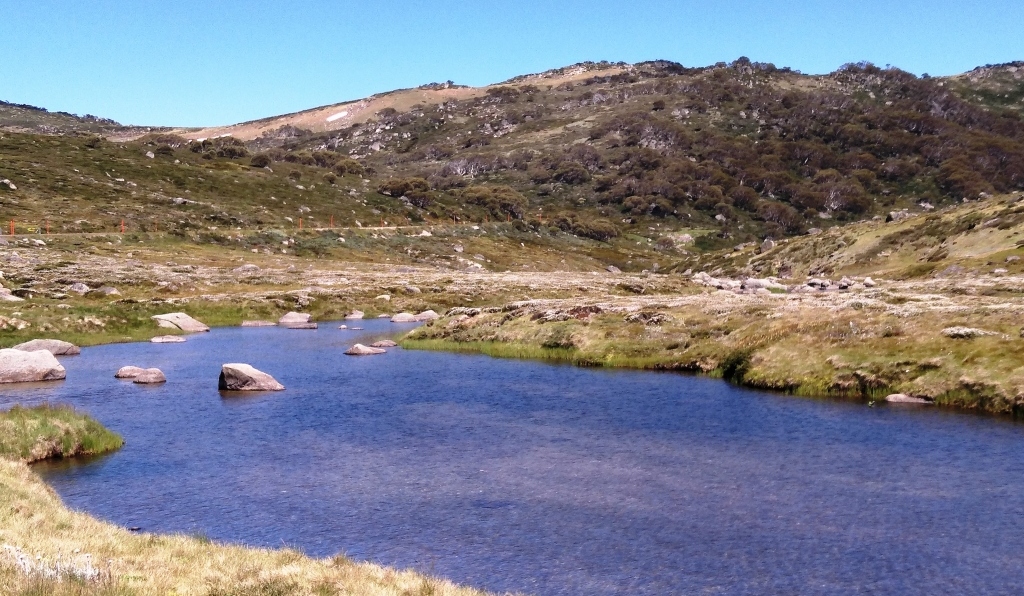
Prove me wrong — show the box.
[691,272,879,295]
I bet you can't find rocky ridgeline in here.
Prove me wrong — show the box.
[690,272,877,295]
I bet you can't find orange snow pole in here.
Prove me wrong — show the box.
[9,220,13,236]
[299,218,303,230]
[330,215,334,228]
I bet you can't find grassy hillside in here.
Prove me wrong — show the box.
[3,59,1024,256]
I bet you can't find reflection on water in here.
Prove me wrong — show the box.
[6,320,1024,595]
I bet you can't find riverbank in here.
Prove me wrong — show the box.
[0,408,491,596]
[403,282,1024,416]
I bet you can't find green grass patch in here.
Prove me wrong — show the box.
[0,404,124,463]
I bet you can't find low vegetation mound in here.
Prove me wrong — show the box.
[0,404,124,463]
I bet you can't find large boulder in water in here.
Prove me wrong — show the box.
[151,312,210,333]
[0,349,66,383]
[344,343,386,355]
[219,363,285,391]
[11,339,81,356]
[134,368,167,384]
[370,340,398,348]
[115,366,146,379]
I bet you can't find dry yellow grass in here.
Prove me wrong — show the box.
[0,459,495,595]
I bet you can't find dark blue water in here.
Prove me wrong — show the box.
[4,320,1024,595]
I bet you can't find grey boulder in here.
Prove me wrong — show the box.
[219,363,285,391]
[0,348,66,383]
[151,335,186,343]
[115,366,146,379]
[11,339,81,356]
[344,344,386,355]
[370,340,398,348]
[134,368,167,384]
[344,310,365,320]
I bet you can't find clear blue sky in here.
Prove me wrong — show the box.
[1,0,1021,127]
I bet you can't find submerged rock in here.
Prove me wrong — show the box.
[370,340,398,348]
[345,343,386,355]
[151,335,186,343]
[0,348,66,383]
[11,339,81,356]
[134,368,167,384]
[152,312,210,333]
[241,320,276,327]
[285,322,318,329]
[219,363,285,391]
[115,366,146,379]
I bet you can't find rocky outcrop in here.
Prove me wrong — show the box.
[942,327,998,339]
[152,313,210,333]
[0,288,25,302]
[345,310,365,320]
[0,349,66,383]
[151,335,186,343]
[414,310,440,321]
[11,339,81,356]
[115,366,145,379]
[241,320,276,327]
[390,312,417,323]
[344,343,386,355]
[68,283,90,295]
[134,368,167,384]
[218,363,285,391]
[370,340,398,348]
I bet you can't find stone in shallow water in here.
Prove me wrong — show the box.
[134,368,167,384]
[219,363,285,391]
[151,335,186,343]
[241,320,276,327]
[0,349,66,383]
[370,340,398,348]
[115,366,145,379]
[344,343,386,355]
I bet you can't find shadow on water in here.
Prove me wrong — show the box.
[7,319,1024,595]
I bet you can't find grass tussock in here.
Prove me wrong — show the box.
[0,405,124,463]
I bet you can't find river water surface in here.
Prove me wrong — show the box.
[4,320,1024,595]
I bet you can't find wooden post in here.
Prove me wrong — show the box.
[330,215,334,228]
[121,219,125,233]
[46,221,49,235]
[9,220,13,236]
[299,218,303,230]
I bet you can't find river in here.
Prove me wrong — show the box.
[3,320,1024,594]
